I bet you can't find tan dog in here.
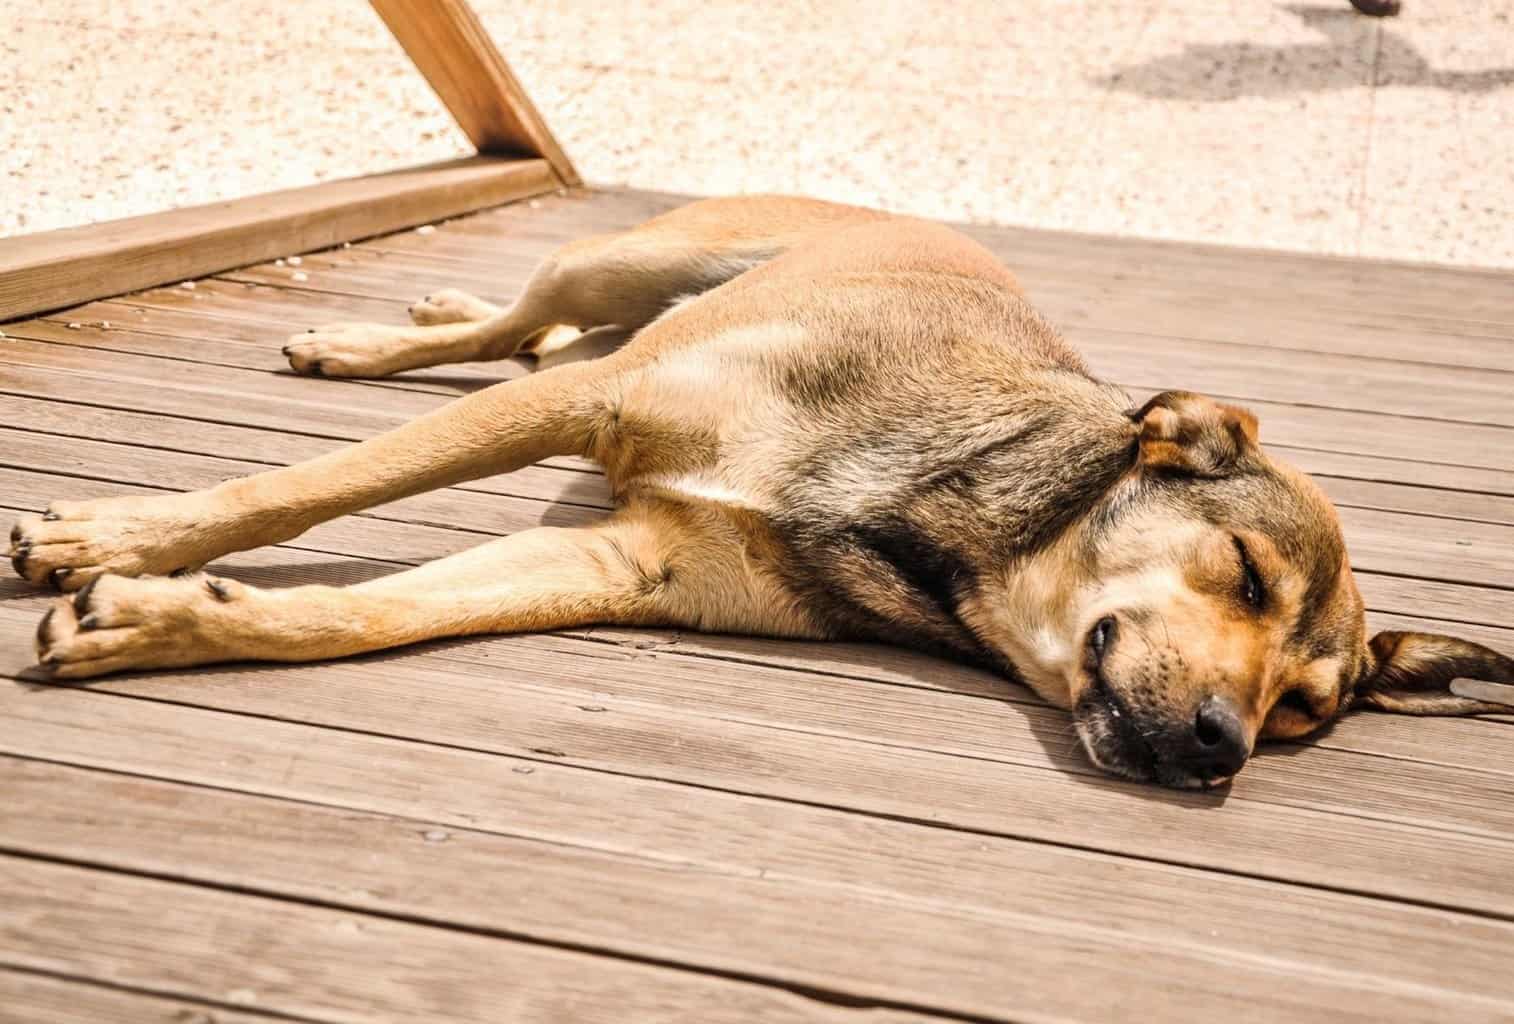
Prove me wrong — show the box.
[11,196,1512,788]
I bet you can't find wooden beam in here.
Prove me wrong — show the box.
[0,156,556,322]
[369,0,581,186]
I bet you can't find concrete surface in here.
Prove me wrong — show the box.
[3,1,1512,267]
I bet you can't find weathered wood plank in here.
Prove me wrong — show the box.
[1077,329,1514,427]
[0,968,293,1024]
[961,222,1514,327]
[0,157,556,322]
[4,757,1510,1022]
[0,855,916,1024]
[105,273,412,324]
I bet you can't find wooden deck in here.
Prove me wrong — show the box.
[2,188,1512,1023]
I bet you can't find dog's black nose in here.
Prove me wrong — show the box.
[1185,697,1249,780]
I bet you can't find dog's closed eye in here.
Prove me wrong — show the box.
[1233,537,1266,610]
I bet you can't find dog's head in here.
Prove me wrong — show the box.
[990,390,1512,789]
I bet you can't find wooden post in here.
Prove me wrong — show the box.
[369,0,581,186]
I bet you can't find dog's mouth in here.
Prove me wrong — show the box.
[1072,617,1230,790]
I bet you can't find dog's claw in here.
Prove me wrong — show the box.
[73,577,99,614]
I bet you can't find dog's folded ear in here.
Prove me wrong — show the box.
[1353,630,1514,715]
[1130,391,1260,477]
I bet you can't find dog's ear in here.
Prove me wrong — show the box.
[1353,631,1514,715]
[1130,391,1260,477]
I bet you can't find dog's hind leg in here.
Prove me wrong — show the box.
[31,503,819,679]
[284,196,889,379]
[9,359,620,592]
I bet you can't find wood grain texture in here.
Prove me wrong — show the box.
[4,757,1511,1022]
[368,0,580,185]
[0,156,556,321]
[4,186,1514,1022]
[0,968,290,1024]
[0,856,928,1024]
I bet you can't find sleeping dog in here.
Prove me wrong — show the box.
[12,196,1511,788]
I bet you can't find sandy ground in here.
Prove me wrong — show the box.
[3,1,1512,267]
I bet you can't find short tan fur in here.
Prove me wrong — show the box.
[11,197,1511,787]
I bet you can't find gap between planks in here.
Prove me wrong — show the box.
[3,755,1511,1023]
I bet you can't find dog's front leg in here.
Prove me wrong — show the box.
[32,515,680,679]
[9,360,619,591]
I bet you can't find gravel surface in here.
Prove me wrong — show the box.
[4,1,1512,267]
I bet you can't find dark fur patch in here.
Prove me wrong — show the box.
[844,518,976,624]
[768,365,1135,665]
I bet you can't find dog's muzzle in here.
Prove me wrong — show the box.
[1076,616,1250,788]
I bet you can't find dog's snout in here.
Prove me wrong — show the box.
[1186,697,1249,780]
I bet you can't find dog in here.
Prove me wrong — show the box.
[11,195,1512,788]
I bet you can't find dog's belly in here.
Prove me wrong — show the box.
[595,316,810,498]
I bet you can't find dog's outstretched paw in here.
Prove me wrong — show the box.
[9,496,213,590]
[33,572,248,679]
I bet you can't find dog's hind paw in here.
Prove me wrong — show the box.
[283,323,417,377]
[408,288,501,326]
